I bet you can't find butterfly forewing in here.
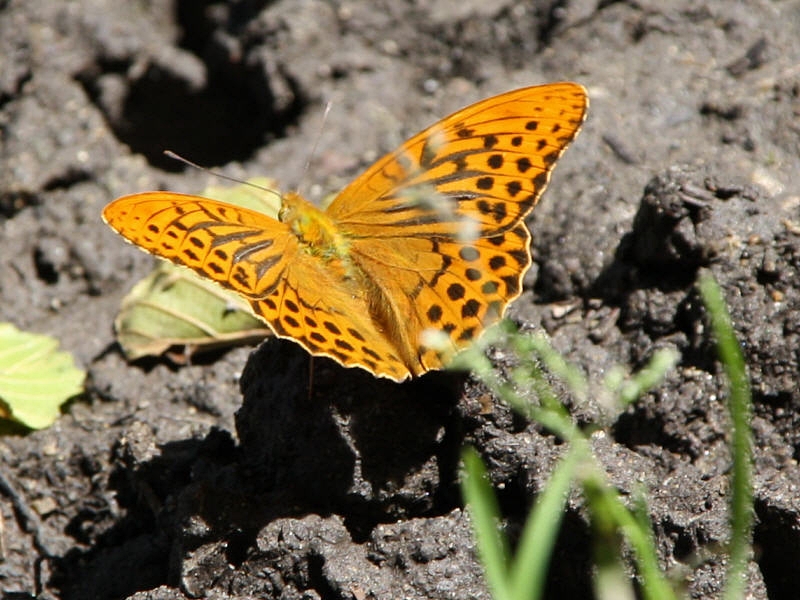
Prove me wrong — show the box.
[103,192,297,298]
[327,83,588,239]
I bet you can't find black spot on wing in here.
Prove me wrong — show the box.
[489,255,506,271]
[533,172,548,190]
[457,127,474,138]
[324,321,342,335]
[487,154,503,169]
[476,177,494,191]
[447,283,465,300]
[427,304,443,323]
[461,299,480,318]
[335,339,355,352]
[348,328,366,342]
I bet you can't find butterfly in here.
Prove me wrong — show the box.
[103,83,588,382]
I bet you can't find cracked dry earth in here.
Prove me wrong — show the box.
[1,1,799,599]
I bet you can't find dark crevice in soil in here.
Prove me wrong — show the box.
[0,191,39,218]
[307,553,339,599]
[175,0,273,47]
[342,484,462,545]
[51,432,241,598]
[538,0,573,45]
[81,59,302,171]
[53,534,171,600]
[754,498,800,600]
[543,510,593,598]
[0,68,31,108]
[613,410,683,456]
[42,168,92,191]
[33,246,60,284]
[76,3,304,172]
[223,529,253,567]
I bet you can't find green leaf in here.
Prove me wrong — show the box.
[115,262,273,361]
[0,323,85,429]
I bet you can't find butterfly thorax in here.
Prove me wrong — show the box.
[279,191,350,261]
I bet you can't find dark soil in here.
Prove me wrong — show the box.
[2,1,799,599]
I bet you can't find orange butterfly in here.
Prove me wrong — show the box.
[104,83,588,381]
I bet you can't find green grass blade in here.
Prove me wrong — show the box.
[698,273,754,600]
[524,333,588,402]
[618,348,680,407]
[583,474,677,600]
[510,442,581,599]
[462,447,513,600]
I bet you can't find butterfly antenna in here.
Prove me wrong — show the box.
[163,151,282,202]
[297,100,333,195]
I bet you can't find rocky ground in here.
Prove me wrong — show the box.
[1,0,799,598]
